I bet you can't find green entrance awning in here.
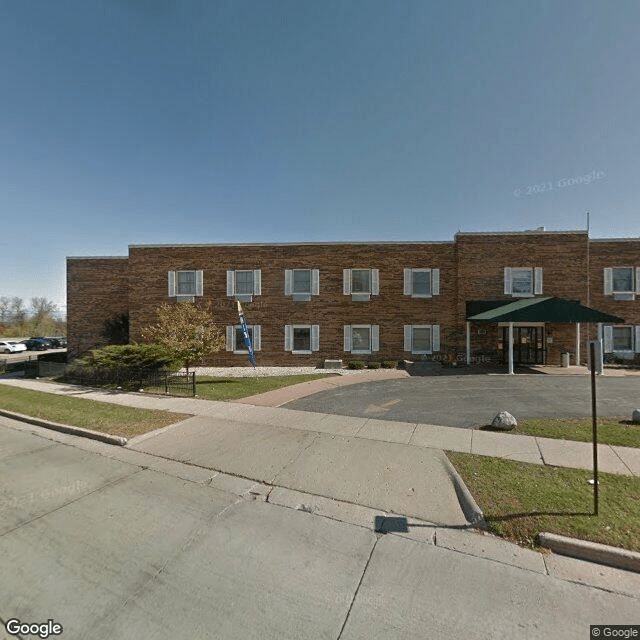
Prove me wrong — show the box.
[466,297,624,324]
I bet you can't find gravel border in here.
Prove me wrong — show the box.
[184,366,381,378]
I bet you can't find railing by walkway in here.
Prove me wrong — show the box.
[61,367,197,397]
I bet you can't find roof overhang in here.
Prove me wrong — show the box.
[466,297,625,324]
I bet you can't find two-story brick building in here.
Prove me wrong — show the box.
[66,229,640,367]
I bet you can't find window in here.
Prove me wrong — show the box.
[227,270,261,301]
[226,325,261,352]
[403,325,440,354]
[403,269,440,297]
[284,325,320,353]
[613,326,633,351]
[504,267,543,297]
[168,270,203,301]
[613,268,633,292]
[604,267,640,299]
[343,324,379,354]
[603,325,640,354]
[284,269,320,300]
[343,269,380,300]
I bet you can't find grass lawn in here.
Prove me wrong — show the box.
[0,385,190,438]
[144,373,338,401]
[487,417,640,448]
[447,451,640,552]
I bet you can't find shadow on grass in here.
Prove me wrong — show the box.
[485,511,593,522]
[196,379,237,386]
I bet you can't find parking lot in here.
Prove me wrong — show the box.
[285,372,640,428]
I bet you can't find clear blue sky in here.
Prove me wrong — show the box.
[2,0,640,315]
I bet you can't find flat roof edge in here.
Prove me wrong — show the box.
[67,256,128,260]
[128,240,455,249]
[455,229,588,236]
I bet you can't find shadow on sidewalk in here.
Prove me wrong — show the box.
[373,516,479,533]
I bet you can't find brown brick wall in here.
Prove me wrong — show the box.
[66,232,640,368]
[66,257,129,358]
[127,242,456,366]
[456,232,590,365]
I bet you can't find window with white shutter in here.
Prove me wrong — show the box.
[284,325,319,353]
[603,325,640,354]
[168,270,203,301]
[403,269,440,298]
[403,324,441,354]
[503,267,542,297]
[284,269,320,301]
[226,269,261,301]
[227,325,260,353]
[343,269,379,301]
[343,325,379,354]
[604,267,639,300]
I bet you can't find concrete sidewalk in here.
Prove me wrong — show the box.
[3,376,640,584]
[2,377,638,477]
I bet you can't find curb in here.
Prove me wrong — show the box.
[537,532,640,573]
[442,455,487,527]
[0,409,128,446]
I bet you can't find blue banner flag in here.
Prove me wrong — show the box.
[236,300,256,368]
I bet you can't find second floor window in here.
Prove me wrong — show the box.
[168,270,203,301]
[604,267,639,299]
[403,268,440,298]
[284,269,320,300]
[227,270,261,301]
[343,269,380,300]
[504,267,543,297]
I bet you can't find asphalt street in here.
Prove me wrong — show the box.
[285,373,640,428]
[2,417,639,639]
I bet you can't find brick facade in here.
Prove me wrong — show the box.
[66,230,640,367]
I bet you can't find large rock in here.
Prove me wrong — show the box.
[491,411,517,431]
[632,409,640,424]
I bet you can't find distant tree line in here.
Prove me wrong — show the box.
[0,296,65,338]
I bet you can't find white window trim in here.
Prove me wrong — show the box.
[344,324,379,354]
[504,267,542,297]
[604,267,640,297]
[226,324,261,353]
[226,269,261,300]
[604,324,640,354]
[168,270,203,298]
[284,269,320,297]
[284,324,320,354]
[403,324,440,354]
[403,268,440,298]
[343,269,380,297]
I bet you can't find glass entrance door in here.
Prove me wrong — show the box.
[500,326,545,365]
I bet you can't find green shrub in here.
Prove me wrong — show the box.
[348,360,365,370]
[82,343,181,371]
[382,360,398,369]
[366,361,381,369]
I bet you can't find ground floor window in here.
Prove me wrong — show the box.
[344,325,379,354]
[284,325,320,353]
[226,325,261,353]
[604,325,638,354]
[403,325,440,354]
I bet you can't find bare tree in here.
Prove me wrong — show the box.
[30,297,58,325]
[0,297,9,324]
[9,297,26,325]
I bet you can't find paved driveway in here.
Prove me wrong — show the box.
[285,373,640,428]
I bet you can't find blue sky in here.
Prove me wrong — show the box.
[2,0,640,314]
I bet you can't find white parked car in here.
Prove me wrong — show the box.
[0,341,27,354]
